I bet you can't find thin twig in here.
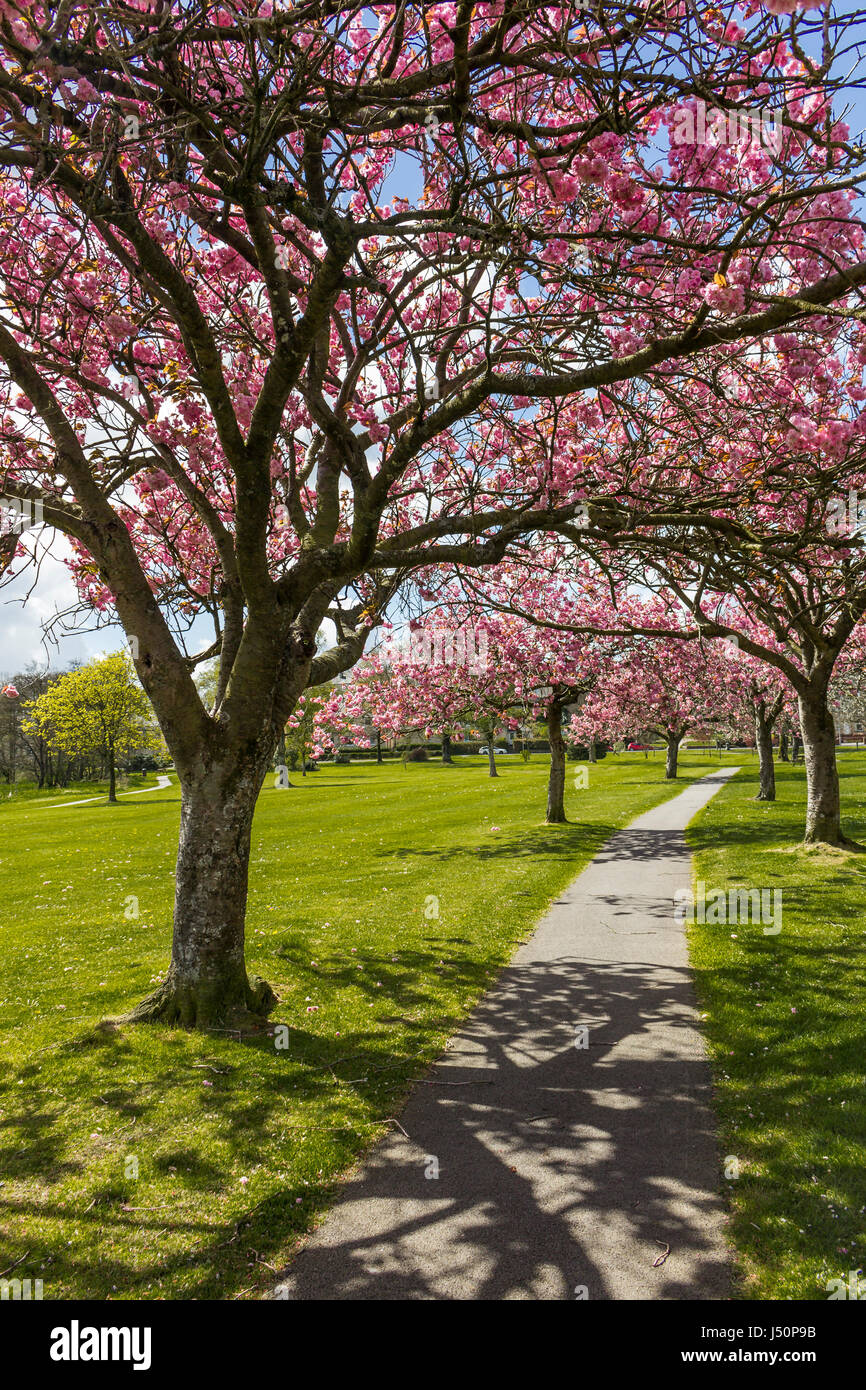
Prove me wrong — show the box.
[652,1240,671,1267]
[416,1077,492,1086]
[383,1117,410,1139]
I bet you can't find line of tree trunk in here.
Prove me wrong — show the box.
[753,689,784,802]
[663,727,683,780]
[797,682,848,845]
[107,741,117,804]
[546,699,567,823]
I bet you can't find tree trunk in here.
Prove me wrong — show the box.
[754,706,776,801]
[779,728,790,762]
[128,763,276,1028]
[108,745,117,803]
[487,743,498,778]
[546,701,567,823]
[588,736,597,764]
[441,732,453,765]
[664,730,681,780]
[376,730,383,764]
[798,688,854,846]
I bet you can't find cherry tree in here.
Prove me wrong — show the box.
[314,636,479,764]
[631,397,866,843]
[1,2,865,1024]
[511,309,866,844]
[319,607,605,819]
[728,624,798,801]
[568,630,748,778]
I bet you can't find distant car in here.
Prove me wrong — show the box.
[479,746,508,755]
[626,741,651,750]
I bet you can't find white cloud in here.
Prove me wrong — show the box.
[0,534,124,675]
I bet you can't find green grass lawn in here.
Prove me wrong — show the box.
[0,750,722,1301]
[0,771,157,804]
[687,753,866,1301]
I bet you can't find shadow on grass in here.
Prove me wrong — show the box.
[690,940,866,1294]
[381,821,620,863]
[0,937,531,1297]
[7,758,850,1299]
[0,954,735,1300]
[686,762,866,857]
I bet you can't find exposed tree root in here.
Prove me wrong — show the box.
[123,972,277,1030]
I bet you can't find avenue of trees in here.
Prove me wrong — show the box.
[2,1,866,1027]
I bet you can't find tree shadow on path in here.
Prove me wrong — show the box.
[273,952,729,1301]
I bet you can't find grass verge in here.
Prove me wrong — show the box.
[687,753,866,1300]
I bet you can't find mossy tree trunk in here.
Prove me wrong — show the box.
[798,684,849,845]
[128,754,277,1028]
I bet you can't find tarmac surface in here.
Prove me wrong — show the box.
[271,767,740,1301]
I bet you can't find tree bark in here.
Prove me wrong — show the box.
[779,728,790,762]
[107,744,117,804]
[487,743,498,778]
[376,729,383,764]
[798,687,855,846]
[441,732,453,764]
[546,700,567,823]
[128,760,276,1028]
[754,705,776,801]
[588,735,597,764]
[664,730,681,780]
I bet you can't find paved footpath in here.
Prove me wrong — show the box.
[272,767,740,1302]
[42,774,173,808]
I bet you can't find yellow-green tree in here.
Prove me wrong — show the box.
[22,653,153,803]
